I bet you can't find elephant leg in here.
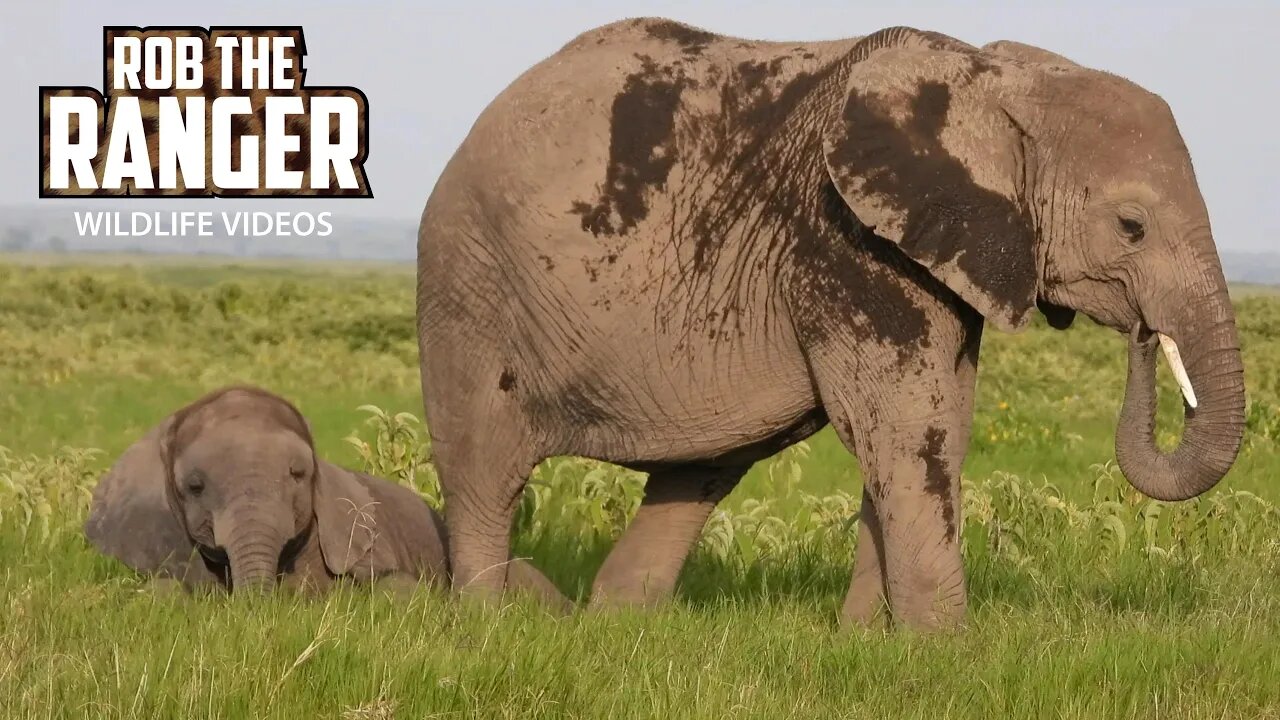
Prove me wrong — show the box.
[806,332,979,631]
[841,489,889,629]
[432,408,540,599]
[443,460,537,598]
[862,419,967,630]
[820,397,968,630]
[589,464,745,608]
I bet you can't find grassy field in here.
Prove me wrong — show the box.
[2,256,1280,718]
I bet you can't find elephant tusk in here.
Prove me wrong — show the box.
[1158,333,1198,409]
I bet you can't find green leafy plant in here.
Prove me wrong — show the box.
[344,405,442,510]
[0,445,101,543]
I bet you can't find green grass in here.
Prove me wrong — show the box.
[2,256,1280,718]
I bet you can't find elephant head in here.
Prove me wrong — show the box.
[822,28,1244,500]
[86,386,393,590]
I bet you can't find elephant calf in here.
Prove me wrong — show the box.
[84,385,568,608]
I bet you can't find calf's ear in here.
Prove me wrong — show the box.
[314,462,396,579]
[85,418,207,584]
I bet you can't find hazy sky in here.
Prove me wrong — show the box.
[1,1,1276,251]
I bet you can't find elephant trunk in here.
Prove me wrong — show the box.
[218,509,289,591]
[1114,289,1245,501]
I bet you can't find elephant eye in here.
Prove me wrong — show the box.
[184,472,205,496]
[289,463,307,480]
[1118,216,1146,242]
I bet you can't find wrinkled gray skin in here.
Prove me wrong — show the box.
[85,386,568,608]
[416,20,1245,629]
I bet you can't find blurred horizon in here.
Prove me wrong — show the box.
[1,1,1276,252]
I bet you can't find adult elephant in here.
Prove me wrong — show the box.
[416,19,1245,629]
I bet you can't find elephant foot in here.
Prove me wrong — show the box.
[841,491,891,631]
[882,574,969,633]
[589,559,691,613]
[504,560,574,616]
[587,588,667,612]
[839,592,890,632]
[890,608,967,634]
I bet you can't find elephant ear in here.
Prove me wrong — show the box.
[823,40,1041,331]
[313,462,396,579]
[985,40,1082,332]
[84,419,215,586]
